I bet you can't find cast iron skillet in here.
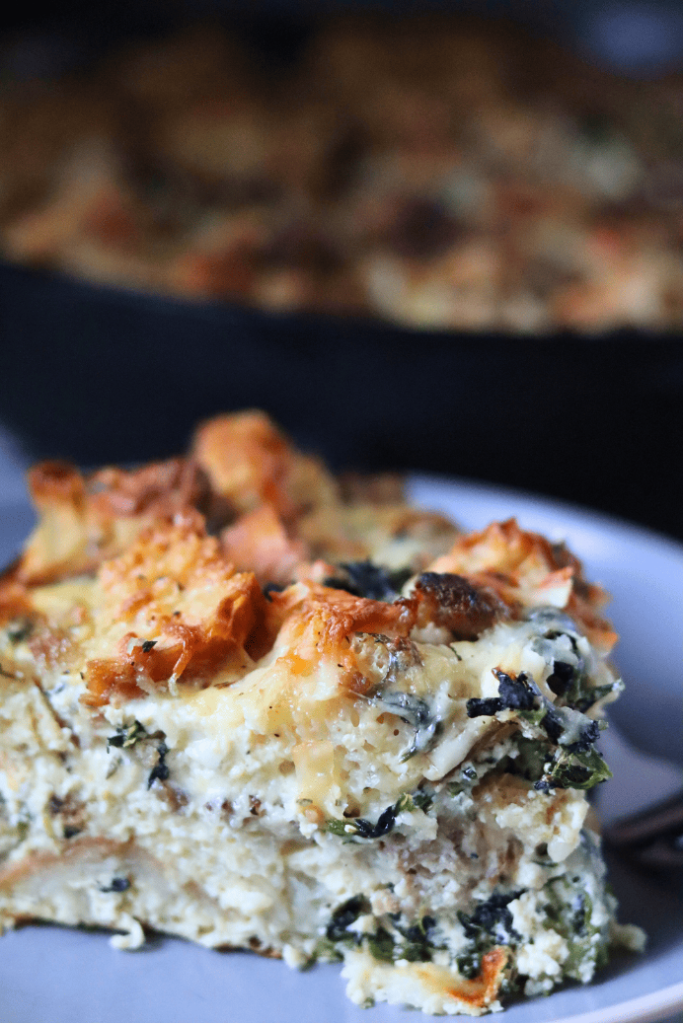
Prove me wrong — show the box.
[1,5,681,539]
[1,261,681,541]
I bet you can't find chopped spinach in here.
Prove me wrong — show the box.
[543,874,610,981]
[325,790,432,841]
[546,659,576,697]
[447,762,479,797]
[535,703,564,743]
[534,745,611,792]
[100,877,131,893]
[465,696,503,717]
[326,895,370,942]
[452,890,524,980]
[325,819,355,838]
[353,805,398,839]
[367,927,396,962]
[502,726,610,793]
[107,721,148,749]
[14,805,30,842]
[528,612,587,699]
[572,679,624,714]
[466,670,537,718]
[311,937,343,963]
[374,690,442,760]
[565,718,601,753]
[456,950,483,979]
[6,619,33,643]
[324,561,412,602]
[502,737,551,784]
[570,891,592,936]
[528,610,622,713]
[365,923,432,965]
[520,701,606,754]
[496,670,537,711]
[392,915,440,962]
[107,723,173,789]
[147,742,170,789]
[458,891,523,946]
[140,639,156,653]
[324,898,442,966]
[409,790,434,813]
[467,668,611,792]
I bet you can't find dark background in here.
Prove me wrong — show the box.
[1,0,682,541]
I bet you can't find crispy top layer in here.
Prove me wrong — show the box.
[0,411,615,716]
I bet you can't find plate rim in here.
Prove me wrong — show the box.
[407,470,683,554]
[555,979,683,1023]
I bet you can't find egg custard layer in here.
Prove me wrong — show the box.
[0,412,640,1015]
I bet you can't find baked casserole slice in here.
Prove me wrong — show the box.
[0,412,640,1015]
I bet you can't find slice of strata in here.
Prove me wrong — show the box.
[0,413,639,1015]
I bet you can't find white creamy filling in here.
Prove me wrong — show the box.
[0,610,622,1014]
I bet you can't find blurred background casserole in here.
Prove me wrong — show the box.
[0,0,681,539]
[4,4,683,331]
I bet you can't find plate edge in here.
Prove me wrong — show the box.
[553,978,683,1023]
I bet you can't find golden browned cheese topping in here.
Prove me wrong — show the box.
[220,503,308,586]
[430,518,617,652]
[81,517,272,707]
[0,412,616,722]
[193,411,338,520]
[412,572,503,640]
[17,458,206,585]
